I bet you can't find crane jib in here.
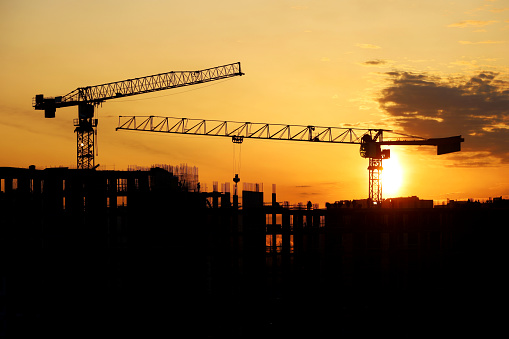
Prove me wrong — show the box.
[33,62,243,108]
[116,115,464,155]
[66,62,243,103]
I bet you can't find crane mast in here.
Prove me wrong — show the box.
[33,62,243,169]
[116,116,464,205]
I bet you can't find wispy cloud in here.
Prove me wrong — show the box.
[487,7,509,13]
[450,59,479,68]
[448,20,498,28]
[459,40,506,44]
[443,152,500,167]
[467,4,509,14]
[356,43,381,49]
[377,71,509,164]
[361,59,388,67]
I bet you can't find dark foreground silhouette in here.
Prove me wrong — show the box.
[0,166,505,337]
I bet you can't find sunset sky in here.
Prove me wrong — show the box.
[1,0,508,206]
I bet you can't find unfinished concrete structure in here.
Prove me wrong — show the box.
[0,165,505,337]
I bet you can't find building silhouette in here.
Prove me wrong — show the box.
[0,166,505,337]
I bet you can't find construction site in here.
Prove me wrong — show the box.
[1,62,506,337]
[1,164,506,337]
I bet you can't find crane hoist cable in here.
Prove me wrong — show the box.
[232,136,243,195]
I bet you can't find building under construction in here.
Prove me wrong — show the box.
[0,165,505,337]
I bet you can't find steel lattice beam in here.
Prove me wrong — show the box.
[368,158,383,205]
[75,120,96,170]
[61,62,243,104]
[116,116,395,144]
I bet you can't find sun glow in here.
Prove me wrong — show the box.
[382,151,403,197]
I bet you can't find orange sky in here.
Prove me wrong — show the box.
[1,0,508,206]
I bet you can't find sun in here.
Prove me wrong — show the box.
[382,151,403,197]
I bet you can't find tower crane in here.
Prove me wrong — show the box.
[116,116,464,204]
[32,62,244,169]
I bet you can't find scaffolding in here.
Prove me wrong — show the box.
[128,163,199,192]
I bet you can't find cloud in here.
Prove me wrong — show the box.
[448,20,498,27]
[459,40,506,44]
[377,71,509,164]
[450,59,478,68]
[362,59,387,67]
[356,43,381,49]
[488,7,509,13]
[467,4,509,14]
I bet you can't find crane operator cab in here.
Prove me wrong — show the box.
[360,134,390,160]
